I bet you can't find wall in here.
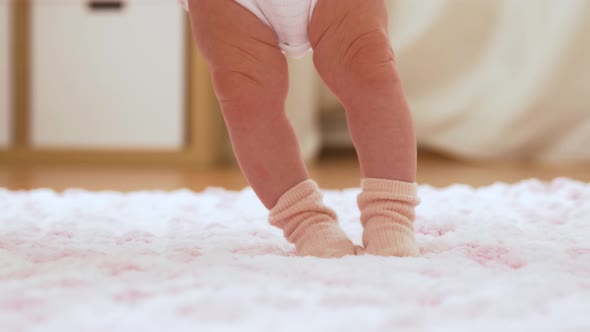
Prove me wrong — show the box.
[0,0,10,147]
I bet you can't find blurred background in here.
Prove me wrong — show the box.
[0,0,589,191]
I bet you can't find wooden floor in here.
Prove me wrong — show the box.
[0,150,588,192]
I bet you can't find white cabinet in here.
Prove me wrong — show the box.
[31,0,186,149]
[0,0,10,148]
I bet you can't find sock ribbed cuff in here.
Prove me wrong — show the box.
[361,178,418,196]
[271,179,322,211]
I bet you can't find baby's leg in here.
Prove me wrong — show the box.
[310,0,419,256]
[188,0,306,209]
[188,0,356,257]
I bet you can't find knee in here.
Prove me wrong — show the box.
[209,56,289,125]
[314,28,398,96]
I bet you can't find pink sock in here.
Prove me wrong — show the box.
[269,179,358,258]
[357,178,420,257]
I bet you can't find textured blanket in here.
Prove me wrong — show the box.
[1,178,589,332]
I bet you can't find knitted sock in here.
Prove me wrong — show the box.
[357,178,420,257]
[269,179,358,258]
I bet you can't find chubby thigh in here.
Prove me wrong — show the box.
[187,0,288,107]
[310,0,417,182]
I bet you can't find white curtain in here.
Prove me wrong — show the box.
[311,0,590,162]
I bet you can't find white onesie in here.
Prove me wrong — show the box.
[180,0,319,58]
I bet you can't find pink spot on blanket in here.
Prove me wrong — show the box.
[0,237,24,250]
[568,191,583,200]
[47,230,74,239]
[29,249,81,263]
[466,244,526,269]
[1,268,40,280]
[391,317,422,329]
[232,243,285,256]
[417,223,456,236]
[113,290,152,303]
[168,248,202,262]
[579,281,590,290]
[115,231,155,245]
[418,295,442,307]
[0,297,44,312]
[177,305,194,316]
[420,268,442,278]
[104,263,145,276]
[248,231,276,240]
[55,279,88,288]
[567,247,590,258]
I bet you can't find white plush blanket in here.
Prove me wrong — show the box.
[1,179,589,331]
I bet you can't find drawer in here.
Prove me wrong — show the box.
[31,0,186,149]
[0,0,10,148]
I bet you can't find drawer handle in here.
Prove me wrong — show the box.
[87,1,125,11]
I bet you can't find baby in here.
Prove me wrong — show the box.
[182,0,419,258]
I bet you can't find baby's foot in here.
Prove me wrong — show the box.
[293,221,359,257]
[362,221,419,257]
[269,179,358,258]
[357,178,420,257]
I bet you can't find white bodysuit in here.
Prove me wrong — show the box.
[181,0,319,58]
